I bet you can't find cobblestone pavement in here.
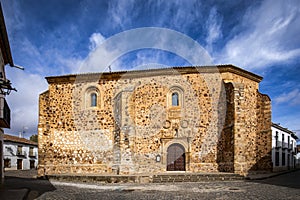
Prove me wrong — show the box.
[3,169,300,200]
[36,180,300,200]
[36,170,300,200]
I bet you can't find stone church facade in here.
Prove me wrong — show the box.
[38,65,272,177]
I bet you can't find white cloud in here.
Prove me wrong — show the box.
[133,51,168,67]
[57,56,84,74]
[120,50,176,71]
[274,89,300,106]
[1,0,24,33]
[79,28,212,74]
[215,0,300,69]
[89,33,106,50]
[205,7,222,53]
[157,0,202,31]
[5,69,48,137]
[108,0,135,29]
[107,0,203,33]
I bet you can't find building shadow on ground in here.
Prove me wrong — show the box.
[1,170,56,200]
[247,169,300,189]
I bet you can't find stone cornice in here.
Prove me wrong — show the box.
[46,64,263,84]
[217,65,262,82]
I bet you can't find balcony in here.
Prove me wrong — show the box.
[275,141,281,148]
[282,142,288,150]
[29,152,37,158]
[16,150,27,157]
[0,97,10,128]
[292,149,297,155]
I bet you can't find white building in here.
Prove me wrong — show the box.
[0,3,15,183]
[272,123,298,171]
[296,145,300,167]
[3,134,38,170]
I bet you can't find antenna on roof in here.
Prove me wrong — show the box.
[108,65,112,73]
[19,126,28,138]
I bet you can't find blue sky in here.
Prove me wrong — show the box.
[1,0,299,141]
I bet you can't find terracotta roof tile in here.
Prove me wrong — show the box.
[3,134,38,146]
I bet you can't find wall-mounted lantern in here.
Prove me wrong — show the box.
[156,154,161,162]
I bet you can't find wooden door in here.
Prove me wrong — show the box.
[167,143,185,171]
[17,159,22,170]
[30,160,35,169]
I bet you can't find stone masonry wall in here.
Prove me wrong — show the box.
[221,72,272,175]
[38,66,272,176]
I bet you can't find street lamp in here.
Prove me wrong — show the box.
[0,78,16,95]
[0,64,24,95]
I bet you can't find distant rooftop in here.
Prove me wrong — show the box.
[272,123,298,140]
[4,134,37,146]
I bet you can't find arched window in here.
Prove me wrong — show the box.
[91,93,97,107]
[84,86,100,109]
[172,92,179,106]
[168,86,184,108]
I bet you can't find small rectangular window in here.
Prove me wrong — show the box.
[17,146,23,155]
[29,147,34,157]
[282,152,285,166]
[275,131,278,147]
[275,152,279,166]
[4,158,11,168]
[30,160,35,169]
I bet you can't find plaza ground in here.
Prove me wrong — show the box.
[1,169,299,200]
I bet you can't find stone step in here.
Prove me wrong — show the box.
[152,173,244,183]
[46,173,244,184]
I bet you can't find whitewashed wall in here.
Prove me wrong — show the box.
[3,141,38,170]
[271,125,297,171]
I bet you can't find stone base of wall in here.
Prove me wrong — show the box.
[39,162,236,176]
[46,172,245,184]
[189,163,219,173]
[38,164,112,176]
[217,162,234,172]
[233,162,249,176]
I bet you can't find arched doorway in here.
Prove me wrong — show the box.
[167,143,185,171]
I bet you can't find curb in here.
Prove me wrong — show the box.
[246,168,300,180]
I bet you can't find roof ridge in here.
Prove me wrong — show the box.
[4,134,38,146]
[46,64,235,78]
